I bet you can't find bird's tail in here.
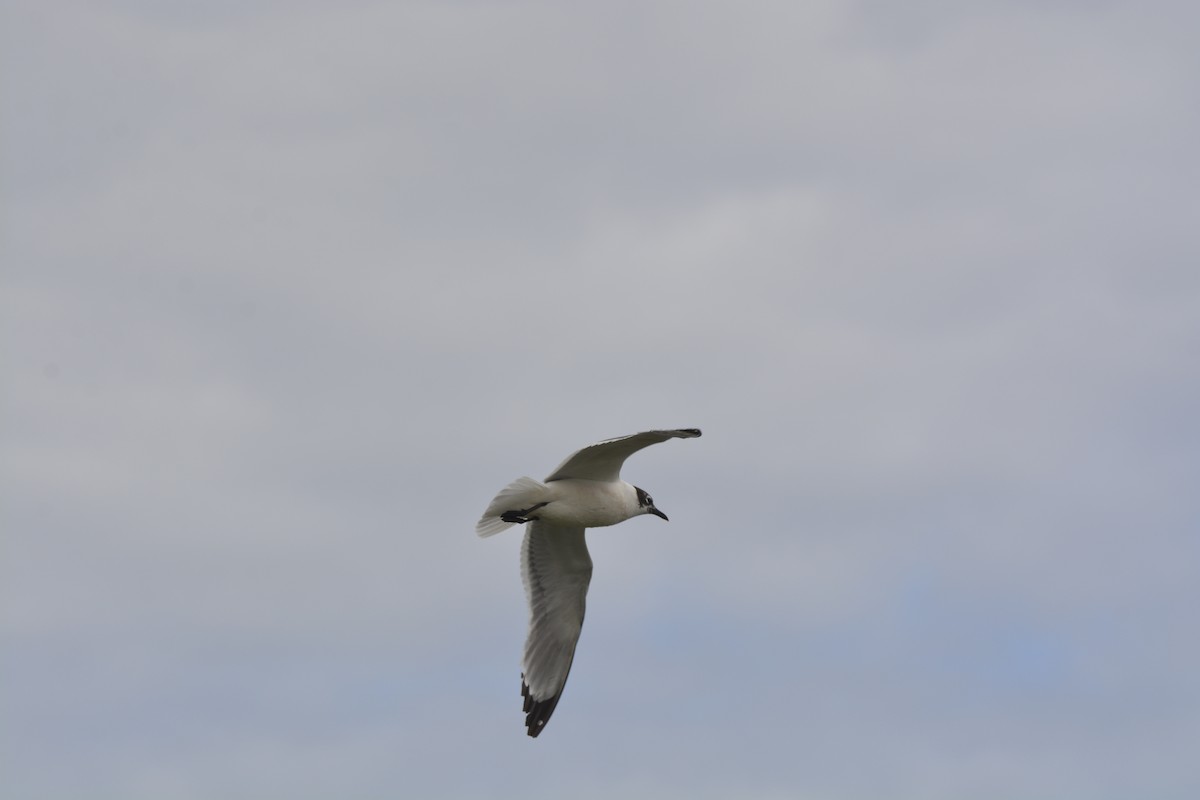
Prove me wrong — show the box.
[476,476,548,537]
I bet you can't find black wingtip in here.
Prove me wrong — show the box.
[678,428,701,437]
[521,675,563,738]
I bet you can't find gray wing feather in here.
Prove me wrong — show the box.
[519,522,592,736]
[544,428,702,482]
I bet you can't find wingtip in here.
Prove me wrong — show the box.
[521,675,562,738]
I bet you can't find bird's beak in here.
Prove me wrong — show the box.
[649,507,669,521]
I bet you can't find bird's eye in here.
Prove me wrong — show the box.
[645,495,653,505]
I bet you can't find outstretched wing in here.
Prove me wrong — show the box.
[544,428,702,482]
[519,521,593,737]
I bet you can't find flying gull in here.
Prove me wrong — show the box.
[477,428,702,737]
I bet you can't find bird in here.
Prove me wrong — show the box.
[476,428,702,737]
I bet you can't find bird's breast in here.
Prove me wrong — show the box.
[539,479,639,528]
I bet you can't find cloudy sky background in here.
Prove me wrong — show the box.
[3,1,1199,798]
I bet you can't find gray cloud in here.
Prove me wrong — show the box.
[4,1,1199,798]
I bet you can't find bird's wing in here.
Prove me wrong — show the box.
[519,521,593,737]
[543,428,702,482]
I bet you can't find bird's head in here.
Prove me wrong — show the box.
[634,486,668,521]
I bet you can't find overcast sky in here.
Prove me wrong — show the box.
[3,1,1199,798]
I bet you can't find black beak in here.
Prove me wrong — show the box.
[649,507,669,521]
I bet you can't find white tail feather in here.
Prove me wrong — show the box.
[476,476,548,537]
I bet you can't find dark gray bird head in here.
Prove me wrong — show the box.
[634,486,668,521]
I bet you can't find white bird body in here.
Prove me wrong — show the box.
[477,428,701,737]
[479,477,642,532]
